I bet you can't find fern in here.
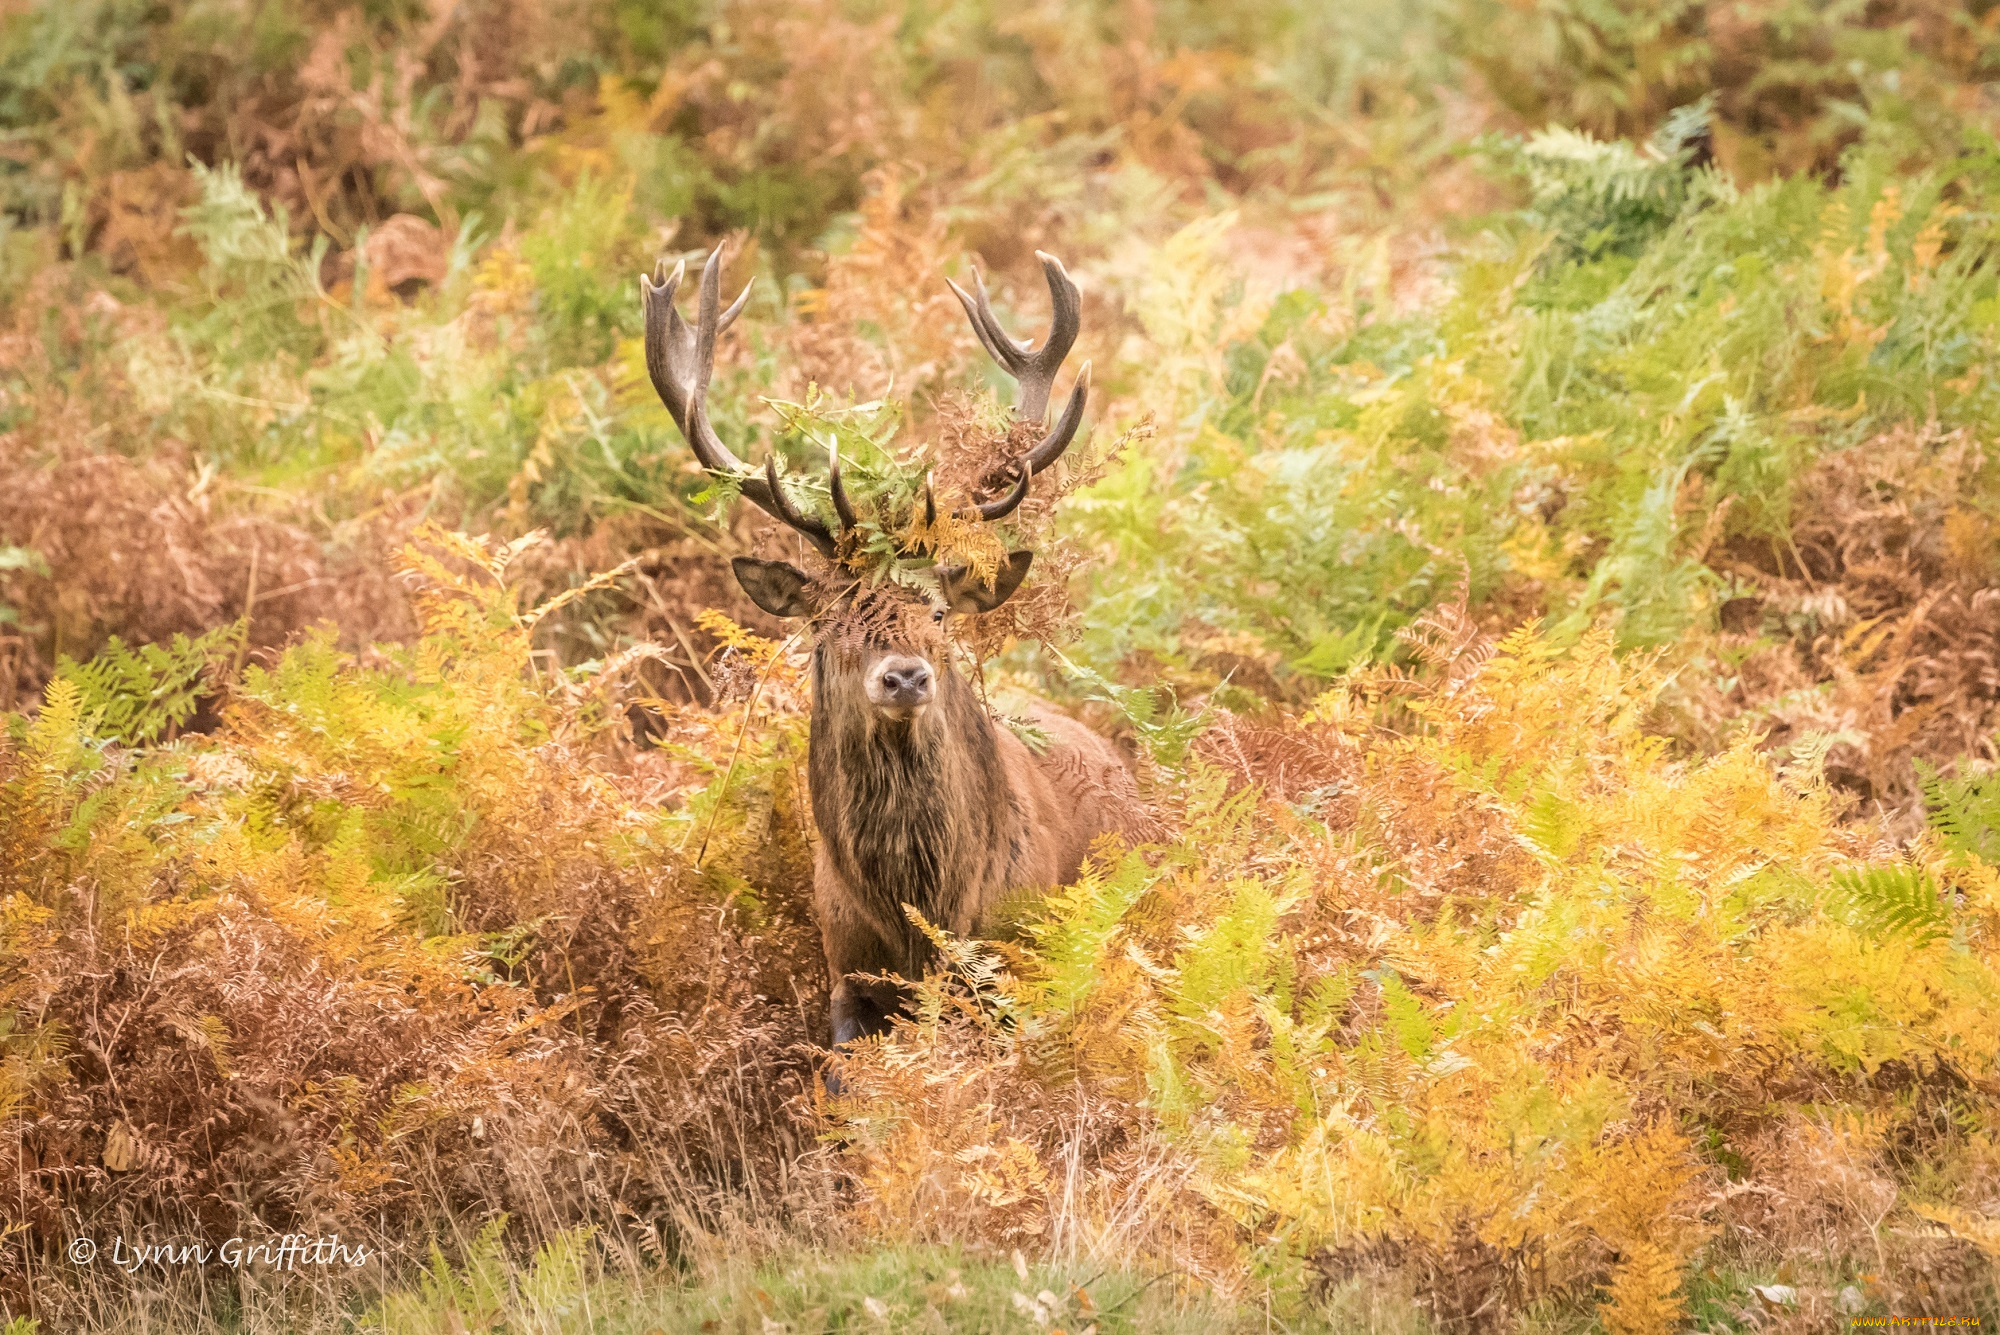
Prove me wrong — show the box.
[175,161,329,374]
[512,1226,597,1326]
[1171,880,1294,1033]
[1598,1239,1688,1335]
[1919,759,2000,863]
[178,162,296,290]
[1024,848,1158,1018]
[1054,652,1209,767]
[996,713,1052,755]
[364,1215,514,1334]
[1493,98,1719,263]
[1520,785,1585,861]
[56,623,243,745]
[1372,969,1436,1063]
[1825,865,1954,950]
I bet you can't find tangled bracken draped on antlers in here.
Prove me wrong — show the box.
[640,247,1092,561]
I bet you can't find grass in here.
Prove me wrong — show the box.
[46,1242,1422,1334]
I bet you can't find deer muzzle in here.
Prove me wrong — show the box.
[866,656,935,721]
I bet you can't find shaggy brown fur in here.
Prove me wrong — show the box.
[736,569,1145,1045]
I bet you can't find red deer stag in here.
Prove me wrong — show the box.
[642,248,1144,1046]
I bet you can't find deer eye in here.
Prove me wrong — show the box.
[932,607,946,623]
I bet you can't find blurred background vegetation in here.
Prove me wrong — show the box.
[4,0,2000,1331]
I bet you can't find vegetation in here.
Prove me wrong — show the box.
[3,0,2000,1330]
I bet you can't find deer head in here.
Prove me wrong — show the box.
[640,245,1091,715]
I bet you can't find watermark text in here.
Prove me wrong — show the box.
[68,1234,375,1274]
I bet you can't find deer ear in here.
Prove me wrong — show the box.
[731,557,814,618]
[939,550,1033,614]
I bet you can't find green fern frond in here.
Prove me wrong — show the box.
[1054,651,1209,767]
[56,622,244,745]
[1374,970,1436,1063]
[1826,864,1953,950]
[1520,786,1585,861]
[1919,760,2000,863]
[1492,97,1720,262]
[1024,848,1157,1017]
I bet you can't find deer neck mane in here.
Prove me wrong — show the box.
[808,648,1020,966]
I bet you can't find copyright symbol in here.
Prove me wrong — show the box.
[68,1237,95,1264]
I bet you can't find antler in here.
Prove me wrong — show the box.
[947,250,1091,486]
[645,246,1092,560]
[642,248,837,558]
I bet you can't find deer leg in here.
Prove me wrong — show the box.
[831,975,907,1047]
[829,978,873,1047]
[825,979,884,1096]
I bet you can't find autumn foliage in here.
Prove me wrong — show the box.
[4,0,2000,1330]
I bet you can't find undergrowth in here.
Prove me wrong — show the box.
[4,0,2000,1331]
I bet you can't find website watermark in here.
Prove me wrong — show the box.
[67,1234,376,1275]
[1849,1321,1983,1329]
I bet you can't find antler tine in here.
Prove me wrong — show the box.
[642,253,752,475]
[694,246,753,385]
[948,267,1027,364]
[644,247,837,556]
[828,447,860,533]
[946,250,1082,423]
[1023,361,1090,476]
[972,462,1031,522]
[887,474,940,561]
[717,267,752,336]
[762,457,837,558]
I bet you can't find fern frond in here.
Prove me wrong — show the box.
[1826,865,1953,949]
[56,622,244,744]
[1919,760,2000,863]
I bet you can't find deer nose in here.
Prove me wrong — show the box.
[880,660,932,699]
[869,656,935,715]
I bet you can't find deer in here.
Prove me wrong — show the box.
[641,247,1146,1047]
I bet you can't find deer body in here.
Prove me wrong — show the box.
[643,242,1137,1048]
[808,652,1139,1042]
